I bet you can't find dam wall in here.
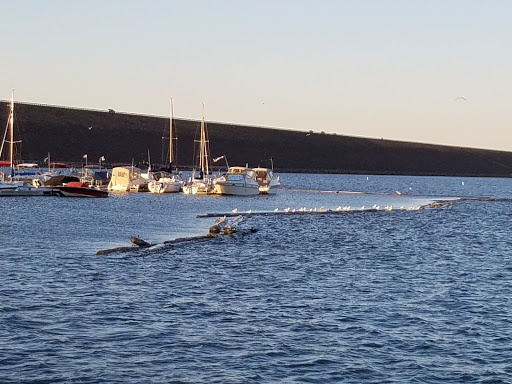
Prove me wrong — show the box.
[2,101,512,177]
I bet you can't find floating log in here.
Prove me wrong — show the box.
[96,217,255,255]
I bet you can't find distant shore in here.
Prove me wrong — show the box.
[2,101,512,178]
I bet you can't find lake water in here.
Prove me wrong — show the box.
[1,174,511,383]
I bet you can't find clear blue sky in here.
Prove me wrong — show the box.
[2,0,512,151]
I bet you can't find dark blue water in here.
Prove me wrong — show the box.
[1,174,512,383]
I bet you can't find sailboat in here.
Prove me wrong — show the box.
[148,98,183,193]
[182,104,215,194]
[0,90,54,196]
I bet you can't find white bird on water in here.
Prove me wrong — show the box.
[231,208,238,213]
[274,208,279,212]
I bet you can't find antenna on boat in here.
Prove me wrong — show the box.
[270,157,274,172]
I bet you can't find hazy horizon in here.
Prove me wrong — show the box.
[2,0,511,151]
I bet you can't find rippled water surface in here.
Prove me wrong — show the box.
[1,174,512,383]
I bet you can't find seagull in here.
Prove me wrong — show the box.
[284,208,290,212]
[231,208,238,213]
[274,208,279,212]
[247,209,252,214]
[88,126,93,130]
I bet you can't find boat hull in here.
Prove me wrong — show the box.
[148,180,182,193]
[0,182,56,196]
[214,181,260,196]
[56,185,109,198]
[182,181,215,195]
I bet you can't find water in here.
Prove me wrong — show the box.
[1,174,512,383]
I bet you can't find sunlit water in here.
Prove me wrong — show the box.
[1,174,511,383]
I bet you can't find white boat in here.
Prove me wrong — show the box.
[214,166,260,196]
[148,172,182,193]
[148,99,183,193]
[0,181,55,196]
[107,166,149,192]
[252,167,281,194]
[0,91,53,196]
[182,105,215,195]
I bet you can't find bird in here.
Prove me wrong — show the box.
[231,208,238,213]
[274,208,279,212]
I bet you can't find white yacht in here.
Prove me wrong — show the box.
[214,166,260,196]
[252,167,281,194]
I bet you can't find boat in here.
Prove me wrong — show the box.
[80,165,110,189]
[148,171,182,193]
[55,181,108,198]
[214,166,260,196]
[0,91,53,196]
[182,105,215,194]
[107,166,148,192]
[0,181,56,196]
[252,167,281,194]
[148,99,183,193]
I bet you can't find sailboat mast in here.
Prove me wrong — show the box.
[169,98,173,165]
[200,104,209,180]
[9,90,14,170]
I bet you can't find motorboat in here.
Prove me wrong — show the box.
[252,167,281,194]
[0,181,55,196]
[108,166,148,192]
[214,166,260,196]
[55,181,108,198]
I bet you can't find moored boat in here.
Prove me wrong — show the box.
[55,181,108,198]
[182,105,216,195]
[253,167,281,194]
[214,166,260,196]
[148,171,182,193]
[108,166,148,192]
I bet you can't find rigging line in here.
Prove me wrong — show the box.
[0,118,8,159]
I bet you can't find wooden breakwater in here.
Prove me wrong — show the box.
[2,101,512,177]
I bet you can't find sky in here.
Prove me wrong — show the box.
[2,0,512,151]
